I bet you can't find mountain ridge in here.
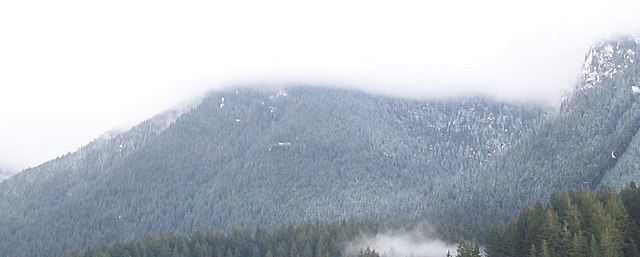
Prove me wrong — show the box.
[438,35,640,226]
[0,86,547,257]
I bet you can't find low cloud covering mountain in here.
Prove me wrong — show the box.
[4,36,640,257]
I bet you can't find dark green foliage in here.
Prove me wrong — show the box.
[73,184,640,257]
[64,220,416,257]
[487,185,640,257]
[68,219,484,257]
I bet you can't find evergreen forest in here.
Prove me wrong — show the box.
[67,183,640,257]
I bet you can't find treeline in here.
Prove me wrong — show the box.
[64,218,477,257]
[487,183,640,257]
[67,183,640,257]
[64,220,390,257]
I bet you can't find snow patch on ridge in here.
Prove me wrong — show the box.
[270,89,288,100]
[268,142,292,151]
[578,36,639,92]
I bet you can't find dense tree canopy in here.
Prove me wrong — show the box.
[0,87,544,257]
[69,185,640,257]
[487,184,640,257]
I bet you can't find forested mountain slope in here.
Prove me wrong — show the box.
[65,185,640,257]
[443,36,640,225]
[0,87,545,257]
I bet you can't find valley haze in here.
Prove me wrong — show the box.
[1,0,640,173]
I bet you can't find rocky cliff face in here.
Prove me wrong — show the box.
[579,36,639,91]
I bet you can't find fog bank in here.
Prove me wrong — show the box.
[346,225,457,257]
[2,0,640,170]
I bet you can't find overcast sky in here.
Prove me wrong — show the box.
[1,0,640,171]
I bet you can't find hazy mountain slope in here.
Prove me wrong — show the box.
[0,168,12,181]
[443,36,640,225]
[0,87,545,257]
[0,105,193,256]
[601,38,640,187]
[604,127,640,188]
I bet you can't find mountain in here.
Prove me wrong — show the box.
[7,34,639,257]
[0,87,546,257]
[442,36,640,225]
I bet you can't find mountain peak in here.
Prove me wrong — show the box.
[579,35,639,91]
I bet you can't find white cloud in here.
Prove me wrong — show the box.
[1,0,640,170]
[346,224,458,257]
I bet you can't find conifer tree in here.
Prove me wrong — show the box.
[529,243,537,257]
[538,239,550,257]
[557,222,572,257]
[486,223,507,257]
[456,242,481,257]
[588,235,600,257]
[357,247,380,257]
[569,231,588,257]
[541,208,561,257]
